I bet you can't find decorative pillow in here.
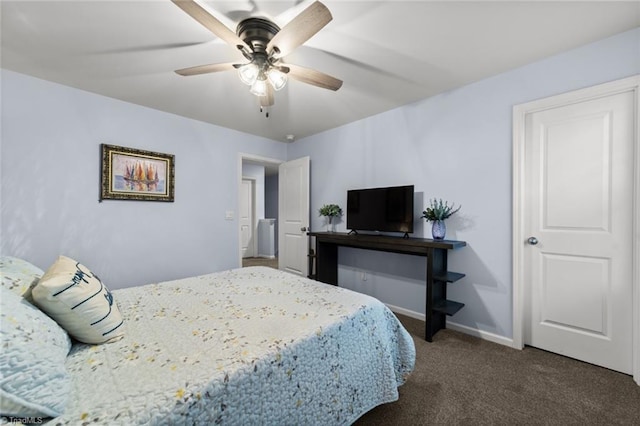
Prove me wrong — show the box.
[0,287,72,418]
[0,256,45,297]
[31,255,124,344]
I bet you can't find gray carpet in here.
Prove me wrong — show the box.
[356,314,640,425]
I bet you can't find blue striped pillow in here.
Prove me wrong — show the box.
[32,256,124,344]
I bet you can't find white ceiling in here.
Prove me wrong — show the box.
[2,1,639,142]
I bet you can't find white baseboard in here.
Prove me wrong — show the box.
[445,321,514,348]
[385,303,515,349]
[385,303,425,321]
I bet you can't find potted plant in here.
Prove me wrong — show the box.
[319,204,342,232]
[422,199,461,240]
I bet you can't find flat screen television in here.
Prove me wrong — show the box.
[347,185,414,234]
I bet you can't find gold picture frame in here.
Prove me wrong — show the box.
[100,144,175,202]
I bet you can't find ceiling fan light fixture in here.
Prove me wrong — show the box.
[267,68,288,91]
[249,77,268,97]
[238,63,259,86]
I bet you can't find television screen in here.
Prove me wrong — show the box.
[347,185,414,234]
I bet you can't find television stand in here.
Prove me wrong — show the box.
[347,229,410,239]
[307,232,466,342]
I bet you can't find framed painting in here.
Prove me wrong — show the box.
[100,144,175,202]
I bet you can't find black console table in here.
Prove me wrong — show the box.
[307,232,466,342]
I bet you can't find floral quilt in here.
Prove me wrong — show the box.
[52,266,415,425]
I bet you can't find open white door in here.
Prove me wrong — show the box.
[278,156,310,277]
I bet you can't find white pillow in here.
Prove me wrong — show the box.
[0,287,72,418]
[32,256,124,344]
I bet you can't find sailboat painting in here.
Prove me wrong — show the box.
[115,157,163,193]
[100,144,175,202]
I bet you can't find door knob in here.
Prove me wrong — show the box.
[300,227,307,232]
[527,237,539,245]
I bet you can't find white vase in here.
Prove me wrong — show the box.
[326,217,336,232]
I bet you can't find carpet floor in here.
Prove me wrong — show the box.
[242,257,278,269]
[355,314,640,425]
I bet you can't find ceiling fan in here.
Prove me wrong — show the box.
[171,0,343,107]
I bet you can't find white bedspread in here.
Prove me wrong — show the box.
[54,266,415,425]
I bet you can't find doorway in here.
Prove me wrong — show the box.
[513,76,640,383]
[239,154,282,270]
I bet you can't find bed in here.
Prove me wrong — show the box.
[1,256,415,425]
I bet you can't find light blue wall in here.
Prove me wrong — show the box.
[288,28,640,339]
[1,70,287,289]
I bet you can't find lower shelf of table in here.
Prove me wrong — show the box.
[432,299,465,316]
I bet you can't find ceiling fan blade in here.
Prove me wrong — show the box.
[259,85,275,107]
[286,64,342,91]
[175,62,236,76]
[171,0,250,52]
[267,1,332,58]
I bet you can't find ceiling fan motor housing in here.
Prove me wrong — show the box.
[236,18,280,55]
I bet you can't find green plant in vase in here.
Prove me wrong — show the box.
[319,204,342,232]
[422,199,461,240]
